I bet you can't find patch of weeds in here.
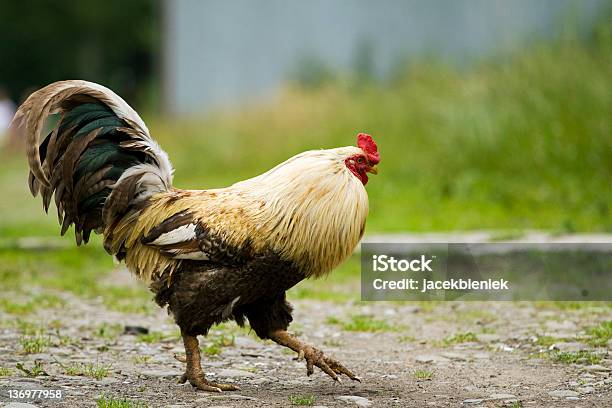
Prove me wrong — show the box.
[14,319,44,335]
[442,332,478,346]
[479,327,496,334]
[54,329,80,347]
[533,335,557,347]
[550,351,602,365]
[289,394,316,406]
[413,369,434,381]
[585,321,611,347]
[202,334,235,356]
[15,361,47,377]
[95,323,123,341]
[398,335,417,343]
[132,355,151,364]
[137,331,168,344]
[325,316,341,325]
[0,366,13,376]
[84,363,111,380]
[508,401,523,408]
[19,334,52,354]
[59,362,112,380]
[0,293,65,315]
[336,315,394,332]
[323,338,344,347]
[0,298,37,315]
[96,395,147,408]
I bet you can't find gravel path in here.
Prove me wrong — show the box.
[1,289,610,407]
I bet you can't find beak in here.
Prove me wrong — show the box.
[367,165,378,175]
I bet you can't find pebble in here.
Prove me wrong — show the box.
[545,321,577,331]
[336,395,373,407]
[463,398,484,404]
[249,377,270,385]
[477,334,501,342]
[577,386,595,394]
[488,393,516,400]
[216,368,256,378]
[208,394,258,401]
[441,351,469,361]
[5,404,39,408]
[553,342,587,352]
[414,354,449,363]
[140,369,182,378]
[583,364,610,372]
[548,390,579,398]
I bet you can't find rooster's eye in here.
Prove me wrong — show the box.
[357,157,365,164]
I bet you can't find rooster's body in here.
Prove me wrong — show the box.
[13,80,379,391]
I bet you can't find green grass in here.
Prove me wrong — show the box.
[95,323,124,341]
[0,293,65,315]
[15,361,46,377]
[96,396,147,408]
[0,367,12,376]
[413,369,434,381]
[132,355,151,364]
[329,314,396,332]
[202,333,235,356]
[19,334,52,354]
[289,395,316,406]
[533,335,558,348]
[442,332,479,346]
[585,321,612,347]
[136,331,177,344]
[0,26,611,309]
[60,362,111,380]
[550,350,602,365]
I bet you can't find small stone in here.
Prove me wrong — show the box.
[140,369,182,378]
[250,377,270,385]
[5,404,39,408]
[583,364,610,372]
[336,395,373,407]
[381,374,398,379]
[545,320,577,331]
[208,395,258,401]
[441,352,468,361]
[553,342,587,352]
[414,354,449,363]
[488,393,516,400]
[577,386,595,394]
[477,334,501,342]
[462,398,484,404]
[548,390,579,398]
[216,368,256,378]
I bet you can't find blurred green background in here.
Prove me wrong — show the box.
[0,0,608,329]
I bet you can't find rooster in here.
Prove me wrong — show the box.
[12,80,380,392]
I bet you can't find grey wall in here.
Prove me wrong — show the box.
[162,0,607,114]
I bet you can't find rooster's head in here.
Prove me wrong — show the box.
[344,133,380,185]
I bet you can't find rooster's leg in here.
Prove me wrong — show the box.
[178,332,240,392]
[269,329,361,382]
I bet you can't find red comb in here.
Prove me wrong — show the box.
[357,133,380,165]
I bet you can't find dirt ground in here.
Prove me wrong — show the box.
[0,282,610,408]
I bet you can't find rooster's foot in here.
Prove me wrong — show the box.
[178,372,240,392]
[295,345,361,383]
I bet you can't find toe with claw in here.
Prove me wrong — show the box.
[295,345,361,382]
[178,371,240,392]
